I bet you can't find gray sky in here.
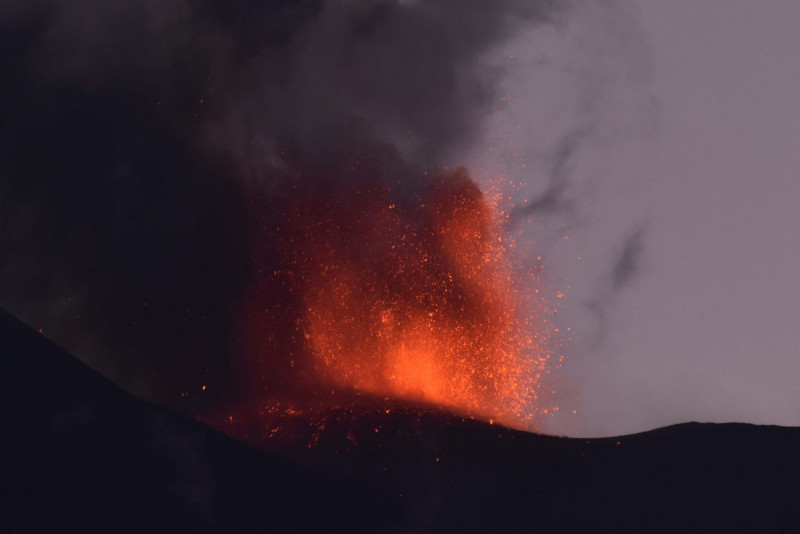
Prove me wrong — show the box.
[456,0,800,436]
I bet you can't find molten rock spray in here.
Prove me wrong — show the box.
[222,167,561,444]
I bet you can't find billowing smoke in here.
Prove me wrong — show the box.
[452,0,657,435]
[0,0,567,417]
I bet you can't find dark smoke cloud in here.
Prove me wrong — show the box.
[611,226,644,290]
[0,0,559,407]
[506,127,589,227]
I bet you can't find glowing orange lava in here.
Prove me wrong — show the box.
[262,168,557,430]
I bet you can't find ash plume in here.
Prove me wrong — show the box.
[0,0,562,409]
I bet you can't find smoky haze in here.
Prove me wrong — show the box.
[6,0,795,439]
[458,0,800,437]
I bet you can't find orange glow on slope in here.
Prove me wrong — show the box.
[264,168,558,430]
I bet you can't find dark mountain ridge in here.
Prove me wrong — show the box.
[2,307,798,533]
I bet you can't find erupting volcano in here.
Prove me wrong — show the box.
[230,168,560,440]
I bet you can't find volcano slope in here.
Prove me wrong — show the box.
[1,307,798,533]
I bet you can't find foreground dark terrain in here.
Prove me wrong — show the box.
[1,307,798,533]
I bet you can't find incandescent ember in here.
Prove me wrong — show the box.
[221,167,560,444]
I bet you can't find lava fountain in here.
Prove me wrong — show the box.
[234,167,558,436]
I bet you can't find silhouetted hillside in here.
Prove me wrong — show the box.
[2,308,798,533]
